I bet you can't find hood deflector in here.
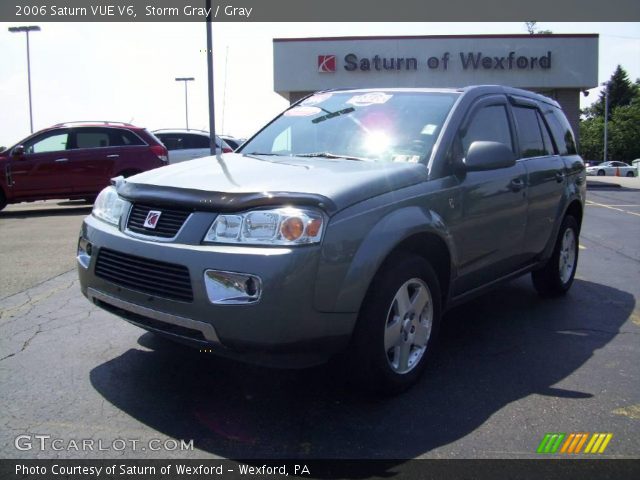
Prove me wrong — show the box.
[117,182,338,215]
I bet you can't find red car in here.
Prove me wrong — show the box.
[0,121,168,211]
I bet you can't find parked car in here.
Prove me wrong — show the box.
[0,121,168,211]
[153,129,232,163]
[78,86,585,393]
[219,135,246,151]
[586,161,636,177]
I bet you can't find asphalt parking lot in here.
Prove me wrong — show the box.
[1,180,639,460]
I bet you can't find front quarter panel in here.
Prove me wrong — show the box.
[315,179,458,313]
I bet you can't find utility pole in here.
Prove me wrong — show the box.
[175,77,194,129]
[602,82,609,162]
[8,25,41,134]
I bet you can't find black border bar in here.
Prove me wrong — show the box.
[1,0,640,22]
[2,459,640,480]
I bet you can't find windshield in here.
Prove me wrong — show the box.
[241,91,459,163]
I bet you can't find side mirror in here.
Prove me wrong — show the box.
[464,141,516,171]
[11,145,25,157]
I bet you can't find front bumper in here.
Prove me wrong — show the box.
[78,215,356,368]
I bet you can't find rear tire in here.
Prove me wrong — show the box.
[350,253,441,395]
[0,189,6,211]
[532,216,579,297]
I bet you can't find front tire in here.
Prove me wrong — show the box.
[626,171,635,178]
[532,216,579,297]
[350,253,441,394]
[597,170,605,176]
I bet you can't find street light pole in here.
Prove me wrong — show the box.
[602,82,609,162]
[175,77,195,129]
[8,25,41,134]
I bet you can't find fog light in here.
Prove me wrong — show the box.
[204,270,262,305]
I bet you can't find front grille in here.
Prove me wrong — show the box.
[95,248,193,302]
[126,204,191,238]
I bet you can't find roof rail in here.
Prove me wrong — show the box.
[152,128,212,135]
[53,121,135,127]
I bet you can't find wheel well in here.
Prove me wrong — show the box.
[565,200,583,232]
[385,233,451,306]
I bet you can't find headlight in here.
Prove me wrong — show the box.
[204,207,324,245]
[92,186,127,226]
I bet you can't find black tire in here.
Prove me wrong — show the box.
[597,170,605,176]
[532,216,579,297]
[0,189,6,212]
[626,171,635,178]
[349,253,442,395]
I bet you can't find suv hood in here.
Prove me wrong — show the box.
[121,153,429,214]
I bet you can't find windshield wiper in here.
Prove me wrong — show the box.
[295,152,368,162]
[243,152,284,156]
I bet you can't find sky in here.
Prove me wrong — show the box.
[0,22,639,148]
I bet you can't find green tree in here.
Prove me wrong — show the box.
[580,78,640,162]
[585,65,639,120]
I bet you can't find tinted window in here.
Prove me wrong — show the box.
[156,134,185,151]
[544,108,578,155]
[75,129,111,149]
[513,106,547,158]
[461,104,513,157]
[185,134,210,149]
[537,111,555,155]
[111,129,145,146]
[24,132,70,154]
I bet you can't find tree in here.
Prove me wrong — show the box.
[524,22,553,34]
[584,65,639,120]
[580,74,640,162]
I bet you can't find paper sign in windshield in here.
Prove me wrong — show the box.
[301,93,333,106]
[284,106,321,117]
[346,92,392,107]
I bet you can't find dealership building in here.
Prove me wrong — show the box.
[273,34,599,144]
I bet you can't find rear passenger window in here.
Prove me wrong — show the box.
[114,130,145,146]
[537,111,555,155]
[75,129,111,149]
[513,106,547,158]
[461,105,513,157]
[544,109,578,155]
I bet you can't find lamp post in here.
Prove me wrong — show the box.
[602,81,609,162]
[8,25,40,134]
[175,77,195,129]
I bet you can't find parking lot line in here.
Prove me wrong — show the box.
[586,200,640,217]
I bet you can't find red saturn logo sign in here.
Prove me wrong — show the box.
[318,55,336,73]
[143,210,162,229]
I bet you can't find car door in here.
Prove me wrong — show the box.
[448,95,528,295]
[8,129,73,198]
[511,100,566,258]
[67,127,123,193]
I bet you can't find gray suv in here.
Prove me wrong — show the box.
[77,86,586,393]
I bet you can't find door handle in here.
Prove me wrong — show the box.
[54,158,69,163]
[555,171,564,183]
[106,154,120,158]
[509,178,525,192]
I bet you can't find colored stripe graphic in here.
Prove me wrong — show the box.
[537,433,565,454]
[539,433,613,454]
